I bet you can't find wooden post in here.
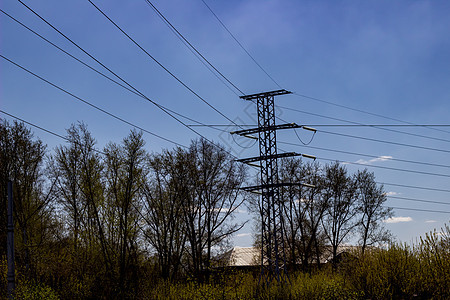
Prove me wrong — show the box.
[7,180,15,299]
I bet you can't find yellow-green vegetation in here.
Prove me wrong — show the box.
[346,226,450,299]
[1,225,449,299]
[144,271,360,300]
[1,121,448,299]
[144,227,449,300]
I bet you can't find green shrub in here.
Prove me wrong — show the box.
[415,225,450,298]
[344,244,420,299]
[14,278,59,300]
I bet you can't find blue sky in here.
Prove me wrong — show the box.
[1,0,449,247]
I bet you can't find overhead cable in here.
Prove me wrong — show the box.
[278,140,450,169]
[379,182,450,193]
[277,105,450,143]
[387,195,450,206]
[317,129,450,154]
[388,207,450,214]
[87,0,242,129]
[293,92,450,135]
[3,111,448,215]
[0,9,228,135]
[1,110,68,141]
[16,1,240,158]
[0,55,187,148]
[316,157,450,179]
[200,0,449,139]
[0,110,108,155]
[200,0,282,89]
[144,0,245,96]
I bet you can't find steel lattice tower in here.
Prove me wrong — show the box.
[232,89,300,285]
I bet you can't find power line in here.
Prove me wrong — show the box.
[1,110,68,141]
[144,0,245,96]
[276,141,450,194]
[318,129,450,154]
[0,110,108,156]
[387,195,450,206]
[2,110,448,216]
[292,92,450,135]
[1,54,187,148]
[193,122,450,176]
[275,114,450,159]
[316,157,450,179]
[0,9,228,135]
[200,0,450,139]
[276,113,450,160]
[277,105,450,144]
[89,3,450,156]
[301,124,450,128]
[16,0,241,158]
[379,182,450,193]
[278,140,450,169]
[200,0,282,90]
[11,4,449,217]
[87,0,242,129]
[388,207,450,214]
[186,123,450,128]
[146,4,240,97]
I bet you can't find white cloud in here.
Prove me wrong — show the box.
[213,207,247,214]
[384,216,413,224]
[425,220,437,223]
[236,233,251,238]
[384,191,400,196]
[356,156,393,165]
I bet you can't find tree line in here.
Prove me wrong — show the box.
[0,120,393,298]
[277,157,392,272]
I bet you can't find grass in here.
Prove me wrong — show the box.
[1,225,449,299]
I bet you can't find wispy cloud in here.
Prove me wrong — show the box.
[236,233,251,238]
[356,156,393,165]
[384,191,400,196]
[425,220,437,223]
[384,216,413,224]
[213,207,247,214]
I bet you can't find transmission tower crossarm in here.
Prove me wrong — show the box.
[239,89,292,100]
[231,123,301,136]
[242,182,311,192]
[237,152,300,164]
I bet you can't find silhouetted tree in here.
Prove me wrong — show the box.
[321,162,358,266]
[142,148,188,280]
[355,169,393,254]
[0,120,49,277]
[183,139,247,281]
[104,129,147,297]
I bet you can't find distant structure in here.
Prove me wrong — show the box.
[218,246,359,269]
[231,90,315,285]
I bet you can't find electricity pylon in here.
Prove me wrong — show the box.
[231,89,313,285]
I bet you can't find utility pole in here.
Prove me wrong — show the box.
[232,90,315,286]
[7,180,15,299]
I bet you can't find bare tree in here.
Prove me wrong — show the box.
[279,157,304,268]
[183,139,247,281]
[355,169,393,254]
[321,162,358,266]
[0,120,49,276]
[280,159,328,271]
[49,124,84,252]
[142,148,188,280]
[104,129,147,296]
[299,162,329,270]
[68,124,112,285]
